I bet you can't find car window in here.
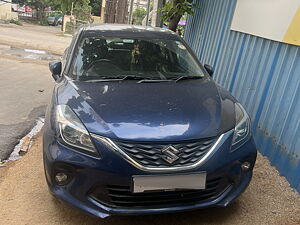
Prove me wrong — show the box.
[71,37,205,81]
[63,30,81,75]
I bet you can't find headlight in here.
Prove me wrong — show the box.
[231,103,251,150]
[56,105,99,156]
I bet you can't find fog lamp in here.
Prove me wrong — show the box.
[241,162,251,171]
[55,172,68,185]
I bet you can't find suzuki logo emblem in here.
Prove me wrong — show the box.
[162,146,180,164]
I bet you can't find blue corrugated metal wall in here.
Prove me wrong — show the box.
[185,0,300,192]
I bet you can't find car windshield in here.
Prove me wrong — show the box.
[71,37,205,81]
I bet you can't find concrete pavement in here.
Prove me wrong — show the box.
[0,57,53,160]
[0,23,71,55]
[0,23,71,160]
[0,136,299,225]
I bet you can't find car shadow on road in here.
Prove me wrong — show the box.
[109,203,241,225]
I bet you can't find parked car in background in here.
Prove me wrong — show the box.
[47,13,62,26]
[25,6,32,13]
[44,24,257,218]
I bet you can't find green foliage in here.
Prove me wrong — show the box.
[9,19,23,26]
[13,0,56,12]
[14,0,59,23]
[48,0,62,11]
[15,0,92,24]
[132,7,147,25]
[49,11,62,18]
[22,0,52,10]
[60,0,90,14]
[60,0,91,21]
[65,21,74,34]
[160,0,196,23]
[60,0,73,13]
[74,4,91,21]
[90,0,102,16]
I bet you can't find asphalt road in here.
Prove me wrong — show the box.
[0,23,70,55]
[0,56,53,160]
[0,23,71,160]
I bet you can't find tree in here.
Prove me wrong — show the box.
[160,0,195,32]
[60,0,90,15]
[132,7,146,25]
[14,0,92,23]
[73,0,91,21]
[13,0,52,22]
[104,0,128,24]
[59,0,91,21]
[89,0,102,16]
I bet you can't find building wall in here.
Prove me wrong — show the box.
[133,0,148,10]
[0,0,15,20]
[185,0,300,192]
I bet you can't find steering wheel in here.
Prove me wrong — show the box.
[84,59,112,72]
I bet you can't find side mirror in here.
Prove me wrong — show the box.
[49,60,62,81]
[204,64,214,77]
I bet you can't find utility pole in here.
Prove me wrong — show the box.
[128,0,134,24]
[70,2,74,16]
[151,0,163,27]
[145,0,151,26]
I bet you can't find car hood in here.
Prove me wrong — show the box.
[57,78,236,141]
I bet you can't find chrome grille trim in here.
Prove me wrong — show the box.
[91,130,233,172]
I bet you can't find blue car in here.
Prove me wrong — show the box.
[43,24,257,218]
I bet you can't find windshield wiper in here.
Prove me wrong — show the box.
[86,75,146,82]
[85,75,200,83]
[173,76,203,83]
[136,75,203,83]
[137,79,173,83]
[121,75,146,80]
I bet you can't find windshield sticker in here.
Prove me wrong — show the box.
[123,39,135,43]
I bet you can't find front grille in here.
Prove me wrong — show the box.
[89,177,229,208]
[114,137,218,168]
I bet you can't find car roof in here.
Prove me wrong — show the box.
[80,24,180,40]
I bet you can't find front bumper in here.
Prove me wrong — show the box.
[43,130,257,218]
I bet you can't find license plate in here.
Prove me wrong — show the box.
[132,173,206,193]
